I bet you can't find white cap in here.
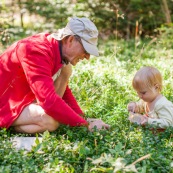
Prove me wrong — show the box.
[51,17,99,56]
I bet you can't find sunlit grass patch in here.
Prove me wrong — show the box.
[1,28,173,172]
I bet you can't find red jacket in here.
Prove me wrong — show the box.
[0,33,88,128]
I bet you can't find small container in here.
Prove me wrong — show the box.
[128,112,143,124]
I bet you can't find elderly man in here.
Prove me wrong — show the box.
[0,17,110,133]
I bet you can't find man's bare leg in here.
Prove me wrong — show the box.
[12,64,72,133]
[12,104,59,133]
[54,64,72,97]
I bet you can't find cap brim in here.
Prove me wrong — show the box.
[81,39,99,57]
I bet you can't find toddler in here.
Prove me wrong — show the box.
[127,66,173,128]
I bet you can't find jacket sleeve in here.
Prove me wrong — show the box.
[19,42,88,127]
[62,85,84,115]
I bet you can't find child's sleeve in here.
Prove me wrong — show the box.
[148,105,173,128]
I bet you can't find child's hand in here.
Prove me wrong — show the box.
[127,102,136,113]
[128,112,143,124]
[140,115,148,125]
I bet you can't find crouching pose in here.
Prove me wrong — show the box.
[0,17,110,133]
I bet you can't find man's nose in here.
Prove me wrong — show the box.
[85,54,90,60]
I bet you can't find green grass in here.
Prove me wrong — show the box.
[0,30,173,173]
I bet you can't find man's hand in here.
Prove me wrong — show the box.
[87,118,110,132]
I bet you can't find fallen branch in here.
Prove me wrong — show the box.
[131,154,151,165]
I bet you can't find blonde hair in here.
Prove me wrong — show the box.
[132,66,163,92]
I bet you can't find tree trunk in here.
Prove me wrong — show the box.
[161,0,172,23]
[18,0,24,28]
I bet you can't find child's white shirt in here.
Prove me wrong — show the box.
[136,96,173,128]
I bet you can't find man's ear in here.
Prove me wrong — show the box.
[64,35,75,48]
[66,35,74,43]
[62,35,74,47]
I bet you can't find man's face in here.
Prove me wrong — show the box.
[62,36,90,66]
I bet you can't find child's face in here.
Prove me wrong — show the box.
[135,86,160,103]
